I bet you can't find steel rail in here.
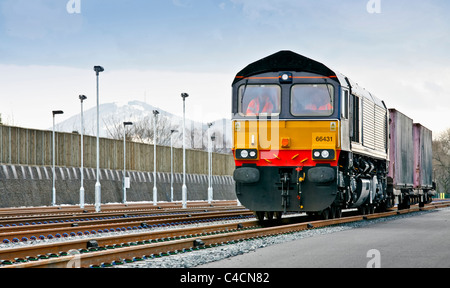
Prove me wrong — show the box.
[0,200,239,218]
[0,210,254,243]
[0,220,261,262]
[0,206,248,229]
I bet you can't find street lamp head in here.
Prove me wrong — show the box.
[181,93,189,100]
[207,122,213,128]
[79,95,87,101]
[52,110,64,116]
[93,66,104,75]
[123,122,133,126]
[153,110,159,116]
[211,133,216,141]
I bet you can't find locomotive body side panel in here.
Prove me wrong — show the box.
[346,77,388,161]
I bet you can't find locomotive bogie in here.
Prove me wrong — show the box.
[337,151,389,211]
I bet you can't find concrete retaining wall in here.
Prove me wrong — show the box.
[0,125,235,176]
[0,164,236,208]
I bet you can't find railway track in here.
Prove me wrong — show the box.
[0,200,238,218]
[1,200,449,268]
[0,202,251,244]
[0,209,253,243]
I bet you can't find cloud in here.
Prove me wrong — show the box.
[0,64,232,130]
[172,0,192,8]
[230,0,285,20]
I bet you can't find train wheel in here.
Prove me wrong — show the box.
[398,196,410,210]
[377,200,388,212]
[306,212,316,220]
[274,212,283,220]
[266,211,274,221]
[358,206,367,215]
[255,211,265,222]
[320,208,330,220]
[329,206,336,219]
[335,206,342,218]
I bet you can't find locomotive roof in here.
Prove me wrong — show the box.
[233,50,386,109]
[233,50,337,85]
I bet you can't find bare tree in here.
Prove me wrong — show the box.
[102,110,232,153]
[104,113,175,145]
[137,114,174,145]
[433,128,450,195]
[103,114,135,141]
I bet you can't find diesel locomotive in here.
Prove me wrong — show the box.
[231,50,435,221]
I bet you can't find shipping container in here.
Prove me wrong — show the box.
[388,109,414,189]
[413,123,433,189]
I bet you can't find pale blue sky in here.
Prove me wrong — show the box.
[0,0,449,135]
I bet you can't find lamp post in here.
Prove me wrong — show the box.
[181,93,189,208]
[209,132,216,204]
[207,122,214,204]
[153,110,159,206]
[79,95,87,209]
[93,65,104,213]
[52,110,64,206]
[123,121,133,204]
[170,129,178,202]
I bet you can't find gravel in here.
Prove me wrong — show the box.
[117,208,444,268]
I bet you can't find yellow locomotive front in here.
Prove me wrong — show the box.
[232,51,344,221]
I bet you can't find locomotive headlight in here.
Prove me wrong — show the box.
[321,150,330,158]
[312,149,335,160]
[236,149,258,160]
[279,72,293,84]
